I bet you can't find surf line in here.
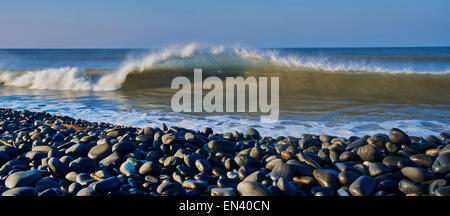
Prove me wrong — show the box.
[170,68,279,122]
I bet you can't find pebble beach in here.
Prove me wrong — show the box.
[0,108,448,196]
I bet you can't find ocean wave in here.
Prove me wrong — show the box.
[0,43,449,91]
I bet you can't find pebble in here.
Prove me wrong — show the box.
[156,180,186,196]
[312,169,339,189]
[276,177,297,196]
[69,157,96,173]
[211,187,237,196]
[5,170,41,188]
[349,176,377,196]
[434,186,450,196]
[93,176,121,192]
[208,140,236,152]
[398,179,424,195]
[432,152,450,174]
[2,187,38,196]
[35,178,60,192]
[400,167,436,183]
[409,154,434,168]
[389,128,411,145]
[357,145,382,162]
[338,171,360,186]
[236,181,270,196]
[88,143,111,160]
[270,162,295,180]
[48,157,68,175]
[182,179,208,190]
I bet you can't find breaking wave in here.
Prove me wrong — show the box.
[0,43,449,91]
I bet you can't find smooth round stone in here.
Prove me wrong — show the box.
[339,151,357,162]
[60,155,75,166]
[48,157,68,175]
[237,181,270,196]
[368,162,391,177]
[250,146,264,159]
[243,170,266,182]
[183,154,202,168]
[311,186,336,196]
[349,176,377,196]
[39,188,62,196]
[156,180,187,196]
[245,128,261,140]
[293,176,315,185]
[312,169,339,189]
[163,156,183,168]
[377,179,398,193]
[182,179,208,190]
[139,161,162,175]
[385,142,400,153]
[88,143,111,160]
[65,171,79,182]
[426,135,443,145]
[35,178,60,192]
[25,151,47,161]
[195,159,212,173]
[119,160,136,177]
[401,167,435,183]
[161,133,177,145]
[409,154,434,168]
[357,145,382,162]
[367,134,388,149]
[276,177,297,196]
[211,187,237,196]
[269,163,295,180]
[337,188,350,196]
[112,141,134,153]
[297,153,322,169]
[397,160,418,169]
[69,157,96,173]
[208,140,236,152]
[177,165,197,177]
[76,186,98,196]
[429,179,446,195]
[32,145,52,153]
[338,171,360,186]
[65,144,90,157]
[99,151,122,167]
[93,176,121,192]
[439,145,450,155]
[286,159,315,176]
[217,176,239,188]
[2,187,37,196]
[435,186,450,196]
[398,179,424,195]
[346,137,367,151]
[76,173,95,186]
[432,152,450,174]
[5,170,41,188]
[298,138,320,150]
[389,128,411,145]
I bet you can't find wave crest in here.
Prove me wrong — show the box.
[1,44,449,91]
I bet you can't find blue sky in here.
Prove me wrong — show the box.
[0,0,449,48]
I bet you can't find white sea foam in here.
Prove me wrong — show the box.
[0,96,447,138]
[0,44,449,92]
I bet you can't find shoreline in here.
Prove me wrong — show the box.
[0,107,448,196]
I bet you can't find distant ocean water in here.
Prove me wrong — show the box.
[0,44,449,137]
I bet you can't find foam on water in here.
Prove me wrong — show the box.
[0,96,446,137]
[1,44,449,91]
